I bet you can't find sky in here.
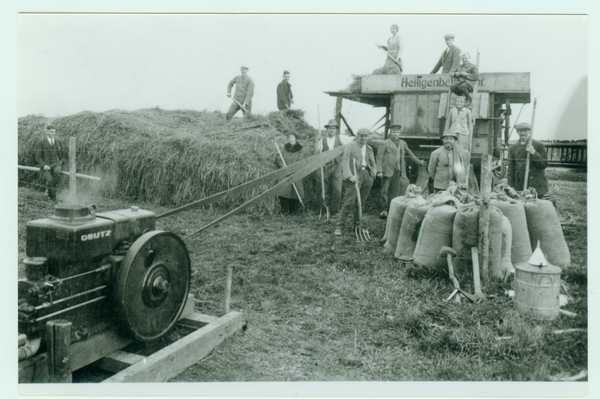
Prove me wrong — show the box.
[17,13,588,140]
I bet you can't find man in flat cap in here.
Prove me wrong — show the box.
[276,70,293,111]
[35,124,66,202]
[334,128,377,236]
[430,34,462,74]
[507,123,550,198]
[376,123,426,218]
[316,119,353,215]
[449,52,479,107]
[226,65,255,121]
[428,131,470,193]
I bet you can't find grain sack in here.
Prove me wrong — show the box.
[382,186,426,254]
[413,205,458,269]
[523,197,570,266]
[451,205,503,276]
[490,197,532,263]
[394,202,431,259]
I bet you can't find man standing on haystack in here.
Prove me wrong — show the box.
[376,123,426,218]
[430,34,461,74]
[507,123,551,201]
[276,70,293,110]
[334,128,377,237]
[35,124,65,202]
[226,65,255,121]
[315,119,353,216]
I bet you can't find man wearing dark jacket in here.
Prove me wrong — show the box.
[376,123,426,218]
[35,125,65,201]
[226,66,255,121]
[507,123,549,197]
[449,52,479,107]
[430,34,461,74]
[334,128,377,236]
[276,70,293,110]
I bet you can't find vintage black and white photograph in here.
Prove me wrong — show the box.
[12,4,592,398]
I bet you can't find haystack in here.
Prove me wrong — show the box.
[18,108,319,213]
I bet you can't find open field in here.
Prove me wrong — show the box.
[17,170,587,382]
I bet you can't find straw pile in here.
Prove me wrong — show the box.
[18,108,319,212]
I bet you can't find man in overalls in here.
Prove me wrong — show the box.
[226,66,255,121]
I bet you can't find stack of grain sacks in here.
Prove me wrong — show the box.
[380,184,570,278]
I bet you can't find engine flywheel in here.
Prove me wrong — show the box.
[113,230,191,342]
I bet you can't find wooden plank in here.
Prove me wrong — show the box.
[183,312,219,324]
[69,137,77,198]
[102,311,245,383]
[479,93,489,119]
[69,328,133,371]
[94,351,146,374]
[179,293,196,320]
[53,320,72,383]
[19,353,51,383]
[362,73,530,94]
[478,154,494,282]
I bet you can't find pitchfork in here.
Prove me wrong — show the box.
[353,158,371,242]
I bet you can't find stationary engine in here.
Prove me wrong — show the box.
[18,203,191,361]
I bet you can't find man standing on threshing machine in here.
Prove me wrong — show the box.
[315,119,353,216]
[430,34,461,74]
[376,123,426,219]
[444,96,473,152]
[35,124,65,202]
[507,123,551,201]
[276,70,293,110]
[428,131,470,194]
[334,128,377,237]
[226,65,255,121]
[449,52,479,107]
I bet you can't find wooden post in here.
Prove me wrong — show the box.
[384,106,390,140]
[504,100,511,147]
[523,99,538,190]
[224,265,233,314]
[46,319,73,383]
[335,96,343,136]
[69,137,77,200]
[478,154,493,282]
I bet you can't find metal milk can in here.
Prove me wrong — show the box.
[514,242,562,320]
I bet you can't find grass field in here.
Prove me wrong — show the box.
[17,169,587,382]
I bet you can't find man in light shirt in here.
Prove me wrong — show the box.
[35,124,65,202]
[334,128,377,236]
[226,66,255,121]
[316,119,353,215]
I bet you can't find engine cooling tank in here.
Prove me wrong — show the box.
[514,244,562,320]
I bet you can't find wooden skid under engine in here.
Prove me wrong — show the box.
[18,295,245,383]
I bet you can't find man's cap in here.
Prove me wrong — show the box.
[356,128,370,136]
[444,34,455,39]
[46,125,57,130]
[442,131,458,139]
[324,119,338,128]
[515,123,532,130]
[240,65,249,70]
[389,123,402,129]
